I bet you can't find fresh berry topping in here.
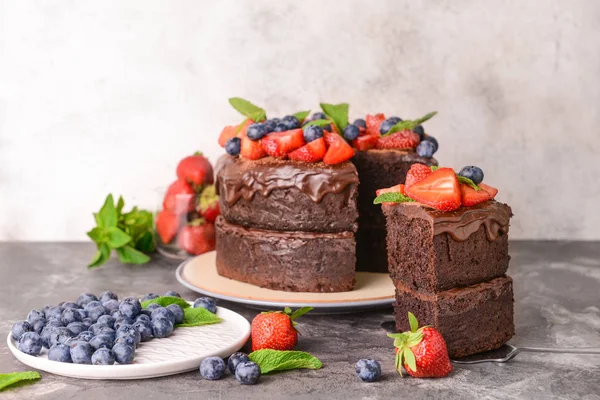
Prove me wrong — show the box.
[323,131,355,165]
[240,137,267,160]
[405,164,433,188]
[247,123,270,141]
[366,113,386,136]
[352,134,378,151]
[380,116,402,134]
[251,307,312,351]
[273,123,289,132]
[322,124,333,132]
[263,119,277,132]
[176,153,214,186]
[200,356,227,380]
[416,140,437,158]
[177,219,216,255]
[303,125,324,142]
[343,124,360,141]
[163,180,196,214]
[218,125,238,148]
[288,138,327,162]
[375,184,407,205]
[235,361,261,385]
[198,185,220,223]
[156,210,179,244]
[309,112,327,121]
[458,166,484,185]
[112,342,135,364]
[281,115,301,130]
[355,359,382,382]
[422,136,439,152]
[412,124,425,139]
[225,137,241,156]
[262,129,305,157]
[353,118,366,129]
[404,168,461,212]
[461,182,498,206]
[375,130,420,150]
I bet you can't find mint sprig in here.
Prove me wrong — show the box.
[0,371,41,391]
[293,110,311,123]
[87,194,155,268]
[373,192,415,204]
[142,296,190,309]
[249,349,323,374]
[303,119,331,128]
[383,111,437,136]
[457,176,481,191]
[176,307,222,327]
[228,97,267,122]
[320,102,349,133]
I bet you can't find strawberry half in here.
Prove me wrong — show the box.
[404,168,461,212]
[405,164,433,188]
[461,182,498,206]
[366,113,385,136]
[288,138,326,162]
[352,134,378,151]
[376,184,406,206]
[240,137,267,160]
[262,129,305,157]
[218,125,238,148]
[375,130,420,150]
[323,131,355,165]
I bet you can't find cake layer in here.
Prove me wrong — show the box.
[352,149,437,272]
[383,201,512,292]
[215,155,359,233]
[215,217,356,293]
[394,276,515,358]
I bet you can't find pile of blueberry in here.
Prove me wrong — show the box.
[199,352,261,385]
[11,290,217,366]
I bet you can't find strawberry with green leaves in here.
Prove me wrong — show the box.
[388,312,452,378]
[198,185,220,222]
[251,307,313,351]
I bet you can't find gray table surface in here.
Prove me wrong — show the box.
[0,241,599,399]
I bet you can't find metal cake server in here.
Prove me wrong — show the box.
[451,344,600,364]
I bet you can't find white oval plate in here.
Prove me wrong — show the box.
[8,306,250,380]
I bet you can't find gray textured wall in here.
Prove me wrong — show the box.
[0,0,598,240]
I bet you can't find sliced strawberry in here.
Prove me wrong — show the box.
[461,182,498,206]
[404,168,461,212]
[288,138,326,162]
[262,129,305,157]
[366,113,386,136]
[376,184,406,205]
[218,125,238,148]
[405,164,433,188]
[156,210,180,244]
[352,134,378,151]
[323,132,355,165]
[323,130,338,147]
[376,130,421,150]
[236,119,254,138]
[240,136,267,160]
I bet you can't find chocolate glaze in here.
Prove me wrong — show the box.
[387,201,512,242]
[215,155,359,206]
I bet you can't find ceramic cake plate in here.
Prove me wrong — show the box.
[7,306,250,380]
[176,251,395,312]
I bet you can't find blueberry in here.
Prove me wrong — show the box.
[166,304,184,325]
[111,310,123,319]
[353,118,366,129]
[151,307,176,325]
[90,323,116,339]
[92,348,115,365]
[27,309,45,324]
[48,343,72,363]
[263,119,277,132]
[416,140,436,158]
[116,324,141,345]
[422,136,438,152]
[273,123,288,132]
[45,306,64,320]
[380,116,402,134]
[11,321,32,342]
[46,316,63,327]
[32,319,46,334]
[458,166,484,185]
[102,299,120,313]
[67,339,89,349]
[133,321,153,342]
[355,359,381,382]
[49,327,75,347]
[70,341,93,364]
[97,315,116,328]
[225,137,241,156]
[412,124,425,140]
[151,317,174,338]
[119,298,141,319]
[84,301,103,312]
[112,343,135,364]
[164,291,181,298]
[136,314,151,325]
[235,361,261,385]
[343,124,360,141]
[246,123,269,141]
[141,293,159,303]
[139,309,152,318]
[282,115,300,130]
[76,331,95,342]
[323,124,332,132]
[146,303,161,312]
[18,332,43,356]
[88,306,108,323]
[81,318,93,328]
[99,291,118,303]
[61,308,83,325]
[114,335,136,349]
[66,322,87,336]
[303,125,324,143]
[40,325,56,348]
[227,352,250,374]
[193,297,217,314]
[62,301,80,309]
[309,112,327,121]
[76,293,98,307]
[200,356,227,380]
[90,334,114,350]
[77,309,88,320]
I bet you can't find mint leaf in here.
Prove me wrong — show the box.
[249,350,323,374]
[384,111,437,136]
[106,227,131,248]
[116,245,150,264]
[0,371,41,391]
[88,243,111,268]
[116,196,125,215]
[430,166,440,171]
[229,98,267,121]
[457,175,481,191]
[176,307,222,327]
[97,194,118,228]
[87,227,108,243]
[135,231,155,253]
[320,102,349,133]
[303,119,331,128]
[142,296,190,309]
[293,110,311,123]
[373,192,415,204]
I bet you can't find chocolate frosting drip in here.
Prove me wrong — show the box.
[215,155,359,206]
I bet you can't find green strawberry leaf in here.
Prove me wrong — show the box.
[106,227,131,248]
[88,243,111,268]
[373,192,415,204]
[457,175,481,191]
[408,312,419,332]
[229,98,267,121]
[249,349,323,374]
[430,166,440,171]
[176,307,222,327]
[303,119,331,128]
[0,371,41,391]
[387,332,408,340]
[320,102,349,133]
[383,111,437,136]
[293,110,311,123]
[97,194,118,228]
[116,245,150,264]
[405,331,424,348]
[142,296,190,309]
[290,306,313,321]
[403,348,417,372]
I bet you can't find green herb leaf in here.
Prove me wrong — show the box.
[403,348,417,372]
[142,296,190,309]
[408,312,419,332]
[430,166,440,171]
[293,110,311,123]
[373,192,415,204]
[135,231,155,253]
[0,371,41,391]
[106,227,131,248]
[116,196,125,215]
[457,175,481,191]
[97,194,118,228]
[303,119,331,128]
[383,111,437,136]
[116,245,150,264]
[228,98,267,121]
[87,227,108,243]
[249,349,323,374]
[320,102,349,133]
[290,306,313,321]
[176,307,222,327]
[88,243,111,268]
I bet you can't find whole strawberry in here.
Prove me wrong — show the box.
[176,152,214,186]
[198,185,220,223]
[163,179,196,214]
[177,218,216,255]
[251,307,312,351]
[388,312,452,378]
